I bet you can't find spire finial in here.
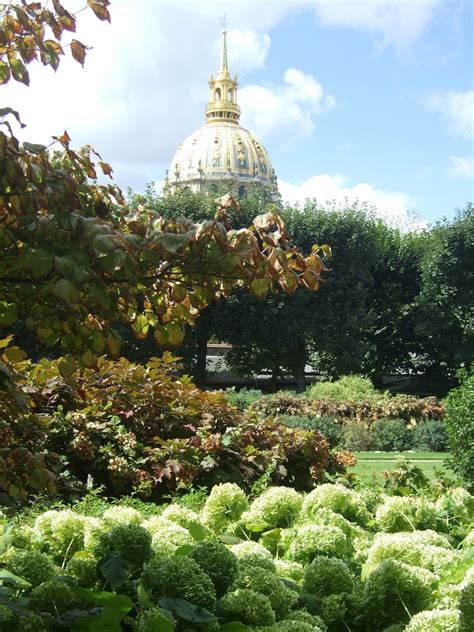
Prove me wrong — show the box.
[220,14,228,71]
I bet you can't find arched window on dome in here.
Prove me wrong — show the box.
[238,185,246,199]
[214,88,221,101]
[227,89,233,102]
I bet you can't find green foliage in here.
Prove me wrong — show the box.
[232,566,298,620]
[303,556,354,597]
[188,541,239,597]
[0,482,472,630]
[2,549,56,587]
[341,420,373,451]
[93,523,152,572]
[382,458,429,497]
[280,415,343,448]
[142,555,217,610]
[405,609,461,631]
[307,375,382,401]
[219,588,276,627]
[224,387,264,410]
[371,419,412,452]
[444,367,474,488]
[243,486,303,529]
[411,420,448,452]
[362,560,433,629]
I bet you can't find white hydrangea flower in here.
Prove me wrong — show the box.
[102,506,143,526]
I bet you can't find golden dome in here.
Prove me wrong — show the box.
[166,29,278,197]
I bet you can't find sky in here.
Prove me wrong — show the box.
[5,0,474,229]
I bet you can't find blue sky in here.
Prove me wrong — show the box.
[5,0,473,228]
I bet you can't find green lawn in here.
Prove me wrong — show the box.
[348,451,450,483]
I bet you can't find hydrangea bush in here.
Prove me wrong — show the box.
[0,481,471,631]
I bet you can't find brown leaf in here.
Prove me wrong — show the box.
[70,39,87,66]
[87,1,111,22]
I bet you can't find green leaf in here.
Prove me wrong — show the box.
[217,535,243,545]
[138,609,175,632]
[0,570,31,590]
[10,58,30,85]
[90,280,111,309]
[136,582,154,610]
[155,233,191,254]
[250,277,271,299]
[23,142,47,155]
[0,302,17,328]
[54,256,76,277]
[0,61,11,85]
[99,554,131,591]
[174,544,194,557]
[54,279,80,304]
[58,355,77,378]
[71,587,133,614]
[158,598,215,624]
[186,520,208,542]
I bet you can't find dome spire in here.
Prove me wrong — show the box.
[221,27,228,72]
[205,24,241,124]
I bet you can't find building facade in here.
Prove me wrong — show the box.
[165,30,278,199]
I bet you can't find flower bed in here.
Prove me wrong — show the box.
[0,481,472,630]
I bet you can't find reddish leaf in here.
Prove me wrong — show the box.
[88,1,111,22]
[70,39,87,66]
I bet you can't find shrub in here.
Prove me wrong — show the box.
[287,525,349,563]
[143,515,196,557]
[307,375,381,402]
[34,510,90,562]
[233,566,299,620]
[3,549,57,587]
[225,387,264,410]
[188,541,238,597]
[444,367,474,488]
[303,556,354,597]
[201,483,249,534]
[370,419,412,452]
[341,420,373,451]
[411,420,449,452]
[142,555,216,610]
[93,523,152,571]
[65,550,99,588]
[405,608,461,631]
[302,483,370,525]
[244,486,303,528]
[218,588,275,627]
[29,578,82,615]
[230,541,275,572]
[281,415,343,448]
[0,356,331,503]
[362,560,434,629]
[250,390,444,424]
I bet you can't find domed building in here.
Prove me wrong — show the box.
[165,30,278,199]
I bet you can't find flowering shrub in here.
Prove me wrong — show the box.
[0,482,472,631]
[1,355,332,501]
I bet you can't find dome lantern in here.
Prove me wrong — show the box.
[205,29,241,124]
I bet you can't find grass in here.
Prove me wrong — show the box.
[349,451,450,483]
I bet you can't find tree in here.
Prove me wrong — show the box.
[415,205,474,393]
[0,2,327,370]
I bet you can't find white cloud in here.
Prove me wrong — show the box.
[313,0,441,51]
[422,89,474,140]
[225,30,271,72]
[239,69,336,145]
[279,173,426,231]
[449,156,474,178]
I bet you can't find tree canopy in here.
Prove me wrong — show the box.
[0,1,328,372]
